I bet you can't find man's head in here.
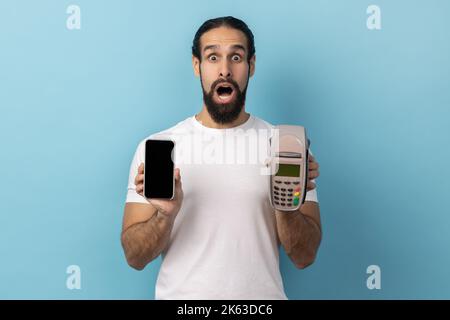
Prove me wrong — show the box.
[192,16,256,124]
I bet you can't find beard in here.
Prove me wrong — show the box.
[201,71,249,124]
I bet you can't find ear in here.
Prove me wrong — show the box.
[249,54,256,77]
[192,55,200,77]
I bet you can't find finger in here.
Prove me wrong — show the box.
[134,173,144,186]
[308,170,319,179]
[306,181,316,191]
[308,153,315,162]
[308,157,319,169]
[136,184,143,194]
[138,163,144,174]
[174,170,183,193]
[174,168,183,200]
[174,168,181,182]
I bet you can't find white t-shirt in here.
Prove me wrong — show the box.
[125,114,318,300]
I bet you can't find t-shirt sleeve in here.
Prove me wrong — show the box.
[304,148,319,203]
[125,140,149,204]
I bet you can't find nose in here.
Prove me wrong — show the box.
[219,60,232,79]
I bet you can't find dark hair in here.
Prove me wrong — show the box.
[192,16,255,63]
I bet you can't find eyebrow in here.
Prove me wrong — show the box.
[203,44,246,53]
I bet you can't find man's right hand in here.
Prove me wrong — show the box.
[135,163,184,218]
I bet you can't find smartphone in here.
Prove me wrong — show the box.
[144,139,175,199]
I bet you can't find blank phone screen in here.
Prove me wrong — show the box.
[144,139,175,199]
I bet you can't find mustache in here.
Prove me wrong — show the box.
[211,78,240,92]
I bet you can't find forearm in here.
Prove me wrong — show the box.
[275,208,322,269]
[121,211,175,270]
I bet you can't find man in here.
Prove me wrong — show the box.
[121,16,322,300]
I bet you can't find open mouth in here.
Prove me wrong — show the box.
[215,84,235,103]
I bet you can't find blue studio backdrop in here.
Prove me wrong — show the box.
[1,0,449,299]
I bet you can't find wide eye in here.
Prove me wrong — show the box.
[232,54,241,62]
[208,55,218,62]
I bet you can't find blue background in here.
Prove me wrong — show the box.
[1,0,449,299]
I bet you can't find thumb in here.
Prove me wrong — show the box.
[174,168,183,199]
[174,168,181,182]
